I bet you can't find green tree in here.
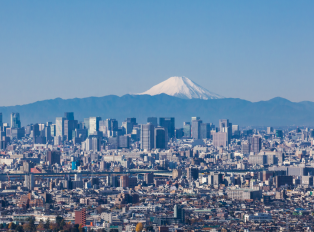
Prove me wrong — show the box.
[23,217,36,232]
[15,225,24,232]
[56,215,63,226]
[44,219,50,230]
[71,224,79,232]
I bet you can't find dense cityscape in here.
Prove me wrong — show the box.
[0,112,312,231]
[2,0,314,231]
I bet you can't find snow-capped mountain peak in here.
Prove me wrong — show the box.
[139,76,223,100]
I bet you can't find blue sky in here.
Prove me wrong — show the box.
[0,1,314,106]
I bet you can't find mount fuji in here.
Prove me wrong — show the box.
[139,76,223,100]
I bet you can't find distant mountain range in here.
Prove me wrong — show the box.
[0,94,314,127]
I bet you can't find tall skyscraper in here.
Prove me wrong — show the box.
[191,116,200,121]
[242,141,250,154]
[219,119,232,144]
[250,135,262,153]
[212,131,228,147]
[75,128,88,141]
[75,208,86,226]
[54,136,62,145]
[64,119,78,141]
[11,128,25,139]
[232,125,239,134]
[140,123,154,150]
[122,121,133,134]
[105,119,118,135]
[121,118,137,135]
[89,117,101,135]
[183,122,191,137]
[159,117,175,139]
[120,175,129,188]
[55,117,65,138]
[276,130,283,138]
[154,127,167,149]
[24,174,34,190]
[32,124,40,138]
[186,167,199,182]
[174,204,185,223]
[232,125,240,138]
[200,123,211,139]
[38,123,45,131]
[118,135,130,148]
[50,124,56,137]
[47,150,61,165]
[84,118,90,132]
[175,128,184,139]
[64,112,74,121]
[147,117,158,127]
[25,125,32,136]
[219,119,229,130]
[45,126,52,141]
[83,137,93,151]
[191,119,202,139]
[126,118,137,126]
[0,113,2,127]
[144,173,154,185]
[92,137,101,151]
[11,113,21,128]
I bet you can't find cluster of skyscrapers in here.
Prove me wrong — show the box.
[0,111,241,152]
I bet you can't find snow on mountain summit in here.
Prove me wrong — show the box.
[139,76,224,100]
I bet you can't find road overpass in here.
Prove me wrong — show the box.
[0,169,172,179]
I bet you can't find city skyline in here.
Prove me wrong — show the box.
[0,108,312,231]
[1,1,314,106]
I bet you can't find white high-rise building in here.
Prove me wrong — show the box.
[140,123,154,151]
[11,113,21,128]
[38,123,45,131]
[232,125,239,133]
[82,137,93,151]
[56,117,65,138]
[89,117,101,135]
[54,136,62,145]
[92,137,100,151]
[24,174,34,190]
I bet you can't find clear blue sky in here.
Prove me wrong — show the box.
[0,1,314,106]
